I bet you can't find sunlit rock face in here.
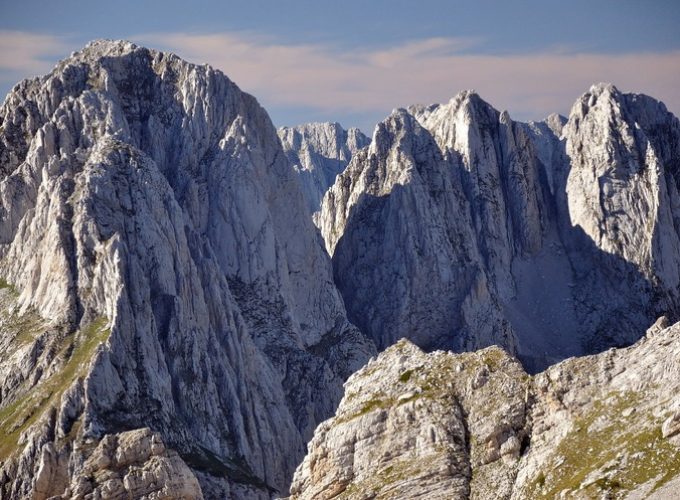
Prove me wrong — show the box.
[291,319,680,499]
[278,122,369,213]
[2,36,680,500]
[0,40,374,499]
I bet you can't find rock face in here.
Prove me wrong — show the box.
[32,428,203,500]
[0,40,374,499]
[563,85,680,345]
[291,318,680,499]
[316,108,515,353]
[317,85,680,369]
[278,122,368,213]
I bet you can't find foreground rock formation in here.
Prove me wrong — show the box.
[317,85,680,369]
[32,427,203,499]
[0,40,374,499]
[291,318,680,499]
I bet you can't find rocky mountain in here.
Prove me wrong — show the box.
[291,317,680,499]
[317,84,680,370]
[1,38,680,500]
[278,123,369,213]
[0,40,374,499]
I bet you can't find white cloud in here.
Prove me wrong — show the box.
[0,31,73,76]
[138,32,680,123]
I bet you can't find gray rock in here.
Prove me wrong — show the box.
[317,85,680,369]
[0,40,374,498]
[278,122,368,213]
[291,321,680,499]
[2,39,680,500]
[662,412,680,439]
[316,107,516,353]
[60,428,203,499]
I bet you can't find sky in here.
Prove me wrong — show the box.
[1,0,679,133]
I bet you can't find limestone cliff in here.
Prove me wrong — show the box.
[2,39,680,500]
[291,318,680,499]
[278,122,368,213]
[317,85,680,369]
[0,40,374,499]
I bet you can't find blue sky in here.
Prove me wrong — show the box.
[1,0,679,132]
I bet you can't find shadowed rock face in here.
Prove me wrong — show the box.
[317,84,680,370]
[291,318,680,499]
[0,40,374,499]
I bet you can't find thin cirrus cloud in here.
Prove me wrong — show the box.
[2,30,679,130]
[139,32,680,126]
[0,31,74,75]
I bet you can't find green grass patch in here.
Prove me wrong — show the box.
[0,278,18,297]
[399,369,414,383]
[481,347,506,371]
[0,317,110,460]
[525,391,680,499]
[335,392,398,425]
[535,471,546,488]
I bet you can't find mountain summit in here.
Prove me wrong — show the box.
[0,40,373,499]
[317,84,680,370]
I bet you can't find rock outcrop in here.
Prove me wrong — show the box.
[291,318,680,499]
[0,40,374,499]
[316,108,515,354]
[278,122,368,213]
[32,428,203,500]
[317,85,680,369]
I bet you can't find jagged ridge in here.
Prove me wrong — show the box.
[317,84,680,370]
[278,122,369,213]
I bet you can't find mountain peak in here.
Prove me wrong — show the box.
[449,88,480,103]
[2,39,680,500]
[278,121,369,212]
[569,82,625,119]
[0,39,375,498]
[588,81,619,95]
[64,39,147,65]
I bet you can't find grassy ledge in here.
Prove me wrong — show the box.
[0,317,110,460]
[526,390,680,498]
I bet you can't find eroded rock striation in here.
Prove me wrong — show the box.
[291,318,680,499]
[0,40,374,499]
[317,85,680,369]
[278,122,368,213]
